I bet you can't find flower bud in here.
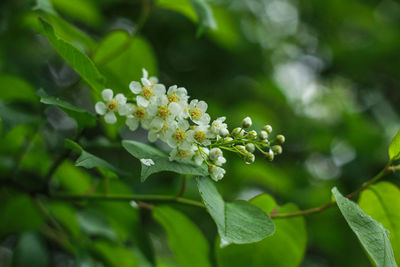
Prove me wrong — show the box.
[220,128,229,137]
[247,130,257,139]
[209,148,223,161]
[245,143,255,153]
[276,134,285,144]
[232,127,245,138]
[244,152,255,164]
[223,137,233,143]
[235,145,246,153]
[265,150,274,161]
[208,164,226,181]
[263,125,273,134]
[259,130,268,140]
[272,145,282,155]
[241,117,252,128]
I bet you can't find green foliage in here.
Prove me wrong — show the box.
[38,19,104,93]
[122,140,208,181]
[359,182,400,264]
[389,129,400,161]
[66,139,128,177]
[153,205,211,267]
[197,177,275,246]
[38,89,96,129]
[0,74,38,104]
[12,232,49,267]
[216,194,307,267]
[0,102,41,135]
[332,187,396,267]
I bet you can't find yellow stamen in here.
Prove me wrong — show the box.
[190,108,202,121]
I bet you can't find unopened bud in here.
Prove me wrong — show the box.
[259,130,268,140]
[272,145,282,155]
[276,134,285,144]
[224,137,233,143]
[220,128,229,137]
[232,127,245,138]
[235,145,246,153]
[263,125,273,134]
[265,150,274,161]
[245,143,255,153]
[244,153,255,164]
[241,117,252,128]
[247,130,257,139]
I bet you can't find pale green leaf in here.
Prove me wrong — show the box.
[38,89,96,129]
[38,19,104,93]
[216,194,307,267]
[197,177,275,246]
[122,140,208,182]
[389,129,400,161]
[153,206,211,267]
[359,182,400,264]
[332,187,396,267]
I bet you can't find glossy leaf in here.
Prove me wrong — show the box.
[38,89,96,129]
[197,177,275,246]
[389,129,400,161]
[359,182,400,264]
[153,206,211,267]
[38,19,104,93]
[332,187,396,267]
[216,194,307,267]
[122,140,208,182]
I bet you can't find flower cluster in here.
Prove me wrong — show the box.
[95,69,284,181]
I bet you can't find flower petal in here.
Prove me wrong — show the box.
[142,68,149,79]
[104,111,117,124]
[115,93,127,105]
[197,100,208,112]
[141,78,152,87]
[95,102,107,115]
[118,104,133,116]
[153,84,166,95]
[129,81,142,94]
[102,89,113,102]
[137,95,149,107]
[126,116,139,131]
[148,130,158,142]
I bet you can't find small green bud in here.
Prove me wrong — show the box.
[276,134,285,144]
[259,130,268,140]
[232,127,245,138]
[247,130,257,139]
[245,143,255,153]
[263,125,273,134]
[265,150,274,161]
[244,153,255,164]
[241,117,252,128]
[272,145,283,155]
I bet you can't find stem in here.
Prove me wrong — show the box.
[271,164,392,218]
[177,178,187,197]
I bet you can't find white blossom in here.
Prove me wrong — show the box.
[187,99,210,125]
[95,89,127,124]
[169,144,195,162]
[208,165,225,181]
[193,147,209,166]
[210,116,228,137]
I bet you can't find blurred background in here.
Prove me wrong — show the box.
[1,0,400,266]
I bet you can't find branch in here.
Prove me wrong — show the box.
[270,164,393,218]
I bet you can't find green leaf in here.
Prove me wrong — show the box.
[38,18,104,93]
[153,206,211,267]
[38,89,96,129]
[12,232,49,267]
[0,74,38,105]
[157,0,216,35]
[77,209,118,241]
[50,0,103,27]
[389,129,400,161]
[359,182,400,264]
[122,140,208,182]
[332,187,396,267]
[66,139,128,177]
[0,102,41,135]
[0,194,44,236]
[216,194,307,267]
[197,177,275,246]
[48,202,81,238]
[94,32,157,94]
[92,240,138,267]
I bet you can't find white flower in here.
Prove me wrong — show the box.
[142,68,158,85]
[209,148,226,166]
[166,120,190,148]
[208,165,225,181]
[169,144,195,162]
[129,71,166,107]
[210,117,228,137]
[125,105,152,131]
[167,85,189,113]
[140,158,155,166]
[193,146,209,166]
[188,125,213,146]
[187,99,210,125]
[147,95,181,121]
[95,89,127,124]
[147,117,175,143]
